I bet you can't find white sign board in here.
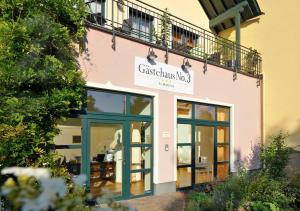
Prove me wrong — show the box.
[134,57,194,94]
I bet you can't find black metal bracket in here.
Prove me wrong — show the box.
[112,30,116,50]
[165,45,169,64]
[203,57,208,74]
[233,67,237,81]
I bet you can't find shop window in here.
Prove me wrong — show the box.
[130,96,152,115]
[217,126,229,143]
[177,101,192,118]
[130,122,152,144]
[87,90,126,114]
[177,146,192,165]
[53,118,82,176]
[129,8,154,42]
[176,101,230,188]
[172,25,199,53]
[195,126,214,183]
[177,124,192,143]
[130,172,151,195]
[195,104,215,121]
[217,107,230,122]
[176,167,192,188]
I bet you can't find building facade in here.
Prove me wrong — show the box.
[53,0,263,199]
[218,0,300,171]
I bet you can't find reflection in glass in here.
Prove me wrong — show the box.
[87,90,126,113]
[54,118,82,145]
[177,146,191,165]
[217,107,230,121]
[217,146,229,162]
[195,126,214,183]
[217,163,229,181]
[131,122,152,144]
[130,96,152,115]
[217,126,229,143]
[56,148,81,175]
[177,101,192,118]
[195,104,215,121]
[54,118,82,177]
[90,123,123,197]
[130,172,151,195]
[177,167,192,188]
[177,124,192,143]
[131,147,151,170]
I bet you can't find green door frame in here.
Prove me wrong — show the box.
[80,89,154,200]
[176,101,230,189]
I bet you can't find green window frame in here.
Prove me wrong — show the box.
[177,100,230,189]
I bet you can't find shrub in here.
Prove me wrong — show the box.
[260,132,293,179]
[212,175,246,211]
[247,201,279,211]
[185,192,215,211]
[245,173,295,209]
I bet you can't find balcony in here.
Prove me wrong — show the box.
[86,0,262,77]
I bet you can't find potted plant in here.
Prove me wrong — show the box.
[245,48,259,74]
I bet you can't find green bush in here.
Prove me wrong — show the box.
[185,192,215,211]
[212,175,247,211]
[248,201,279,211]
[260,132,293,179]
[245,173,295,209]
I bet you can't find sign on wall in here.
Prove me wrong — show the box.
[134,57,194,94]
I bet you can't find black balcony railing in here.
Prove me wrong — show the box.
[86,0,262,77]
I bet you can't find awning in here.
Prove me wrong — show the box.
[198,0,263,34]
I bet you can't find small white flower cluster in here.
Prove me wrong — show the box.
[1,167,87,211]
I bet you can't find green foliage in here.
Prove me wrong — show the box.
[185,192,215,211]
[248,201,279,211]
[260,132,293,179]
[245,173,295,209]
[0,0,87,173]
[212,175,246,210]
[158,8,171,46]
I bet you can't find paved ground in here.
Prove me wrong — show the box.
[123,192,187,211]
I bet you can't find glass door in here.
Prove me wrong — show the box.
[88,121,126,198]
[194,125,214,184]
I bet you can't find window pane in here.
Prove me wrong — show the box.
[217,107,230,121]
[177,124,192,143]
[176,167,191,188]
[177,146,191,165]
[87,90,126,113]
[131,147,151,170]
[195,126,214,183]
[217,146,229,162]
[90,123,123,197]
[130,172,151,195]
[217,126,229,143]
[195,104,215,121]
[217,163,229,181]
[130,96,152,115]
[55,148,81,176]
[54,118,81,145]
[177,101,192,118]
[131,122,152,144]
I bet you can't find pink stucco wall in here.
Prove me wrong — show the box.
[78,28,262,184]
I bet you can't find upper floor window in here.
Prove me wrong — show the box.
[129,8,154,42]
[86,0,106,25]
[172,25,198,53]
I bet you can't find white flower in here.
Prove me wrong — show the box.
[72,174,87,186]
[21,178,66,211]
[1,167,50,179]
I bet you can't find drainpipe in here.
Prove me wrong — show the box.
[235,12,241,70]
